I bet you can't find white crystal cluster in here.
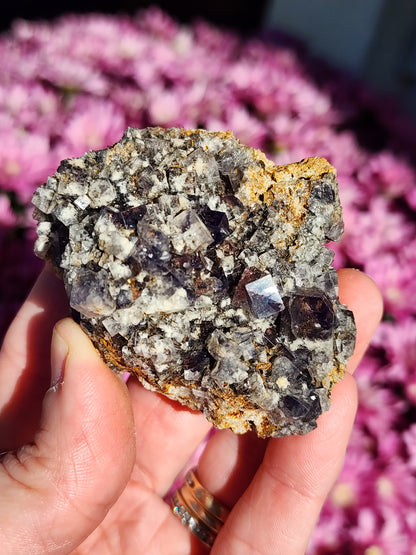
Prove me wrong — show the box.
[33,127,356,437]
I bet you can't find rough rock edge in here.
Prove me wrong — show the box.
[33,127,356,438]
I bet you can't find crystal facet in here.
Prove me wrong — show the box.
[198,207,230,244]
[244,275,284,319]
[172,209,213,253]
[289,291,336,340]
[132,223,171,271]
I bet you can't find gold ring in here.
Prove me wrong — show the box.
[171,468,230,547]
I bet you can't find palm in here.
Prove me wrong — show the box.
[75,462,205,554]
[75,471,184,554]
[75,402,267,555]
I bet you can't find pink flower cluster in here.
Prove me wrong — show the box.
[0,8,415,552]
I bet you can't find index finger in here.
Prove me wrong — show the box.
[337,268,384,374]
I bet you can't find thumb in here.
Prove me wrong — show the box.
[0,318,136,554]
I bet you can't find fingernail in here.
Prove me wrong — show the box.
[51,327,68,389]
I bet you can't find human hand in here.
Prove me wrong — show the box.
[0,267,382,554]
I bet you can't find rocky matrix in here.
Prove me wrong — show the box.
[33,127,356,437]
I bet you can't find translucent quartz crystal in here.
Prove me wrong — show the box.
[172,209,213,253]
[32,127,356,438]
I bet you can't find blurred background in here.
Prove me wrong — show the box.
[2,0,416,118]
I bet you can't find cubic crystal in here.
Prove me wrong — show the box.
[69,269,116,318]
[289,290,336,340]
[244,275,284,319]
[132,223,171,271]
[198,207,230,244]
[172,209,213,253]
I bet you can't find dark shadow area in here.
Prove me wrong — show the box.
[0,228,43,345]
[0,0,268,33]
[0,269,70,451]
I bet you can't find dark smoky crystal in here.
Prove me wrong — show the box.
[217,149,250,191]
[222,194,244,210]
[71,308,81,324]
[289,290,336,340]
[282,395,310,418]
[310,182,335,204]
[232,266,265,305]
[137,166,166,194]
[170,252,205,272]
[50,220,70,265]
[132,222,171,271]
[165,252,205,293]
[198,207,230,244]
[263,327,279,347]
[282,394,321,420]
[183,350,210,380]
[116,288,135,308]
[110,205,147,229]
[168,252,205,288]
[194,266,228,298]
[199,320,216,342]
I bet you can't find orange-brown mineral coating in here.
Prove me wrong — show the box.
[239,155,339,239]
[96,330,345,438]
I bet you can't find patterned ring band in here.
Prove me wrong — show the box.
[171,468,230,547]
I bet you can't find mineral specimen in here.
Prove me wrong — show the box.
[32,127,356,437]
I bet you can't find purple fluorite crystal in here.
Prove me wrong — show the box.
[245,275,284,319]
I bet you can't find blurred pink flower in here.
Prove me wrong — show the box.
[307,509,346,553]
[355,371,405,440]
[350,507,410,554]
[373,319,416,382]
[329,447,374,511]
[206,106,268,149]
[61,97,126,156]
[357,151,416,200]
[343,197,415,264]
[0,83,60,134]
[374,460,416,512]
[136,6,179,40]
[147,87,185,127]
[0,194,17,228]
[270,115,365,176]
[0,129,54,202]
[40,56,110,96]
[112,86,146,127]
[364,248,416,319]
[403,425,416,471]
